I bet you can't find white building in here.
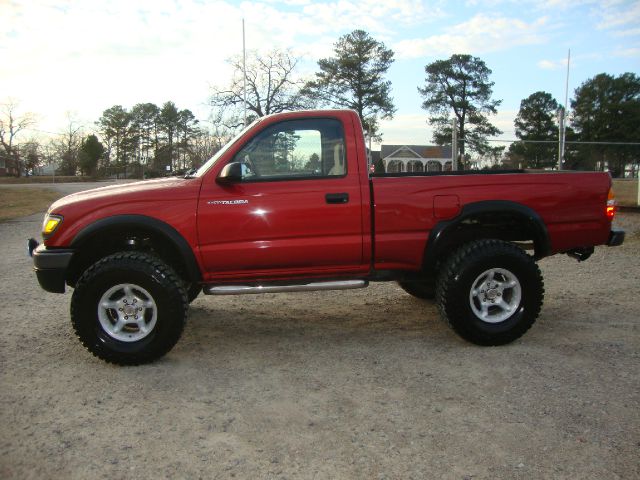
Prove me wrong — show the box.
[381,145,452,173]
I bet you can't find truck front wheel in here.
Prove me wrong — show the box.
[186,282,201,303]
[436,240,544,345]
[70,252,188,365]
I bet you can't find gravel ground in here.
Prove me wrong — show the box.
[1,202,638,479]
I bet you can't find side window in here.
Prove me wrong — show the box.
[232,118,345,181]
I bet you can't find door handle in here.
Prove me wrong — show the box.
[325,193,349,204]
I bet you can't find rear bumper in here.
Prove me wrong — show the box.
[607,228,625,247]
[29,239,74,293]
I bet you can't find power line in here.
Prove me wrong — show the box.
[21,127,65,135]
[17,126,97,136]
[461,138,640,146]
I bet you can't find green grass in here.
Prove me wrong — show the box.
[0,176,95,184]
[0,187,62,222]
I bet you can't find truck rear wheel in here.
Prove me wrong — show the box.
[436,239,544,345]
[71,252,188,365]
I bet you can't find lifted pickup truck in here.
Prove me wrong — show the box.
[29,110,625,365]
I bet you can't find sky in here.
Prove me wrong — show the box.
[1,0,639,147]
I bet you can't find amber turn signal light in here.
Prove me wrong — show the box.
[42,214,63,238]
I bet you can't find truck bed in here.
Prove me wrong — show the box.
[371,170,612,271]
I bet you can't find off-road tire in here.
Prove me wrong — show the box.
[436,239,544,345]
[397,279,435,300]
[71,251,188,365]
[186,283,201,303]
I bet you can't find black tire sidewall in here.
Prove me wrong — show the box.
[439,243,543,345]
[186,283,201,303]
[72,254,187,364]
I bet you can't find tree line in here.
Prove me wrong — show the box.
[2,29,638,178]
[505,73,640,176]
[0,101,233,178]
[417,56,639,173]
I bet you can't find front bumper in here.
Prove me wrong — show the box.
[28,239,74,293]
[607,228,625,247]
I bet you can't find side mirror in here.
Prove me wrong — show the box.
[217,162,243,184]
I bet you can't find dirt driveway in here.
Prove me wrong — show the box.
[1,201,638,479]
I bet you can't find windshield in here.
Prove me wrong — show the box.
[194,119,260,177]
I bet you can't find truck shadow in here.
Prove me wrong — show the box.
[181,285,456,350]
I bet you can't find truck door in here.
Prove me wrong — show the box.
[197,117,366,281]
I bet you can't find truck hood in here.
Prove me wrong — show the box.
[49,177,197,213]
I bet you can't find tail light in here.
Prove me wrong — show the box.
[606,188,617,220]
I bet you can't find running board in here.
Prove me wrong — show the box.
[203,280,368,296]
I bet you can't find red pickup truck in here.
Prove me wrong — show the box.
[29,109,624,365]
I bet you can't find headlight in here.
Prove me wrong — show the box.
[42,214,63,238]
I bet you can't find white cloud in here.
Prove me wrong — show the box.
[393,14,550,59]
[465,0,592,10]
[1,0,250,131]
[374,110,515,148]
[613,47,640,58]
[238,0,442,48]
[377,114,432,147]
[0,0,637,138]
[595,0,640,31]
[538,60,556,70]
[537,59,564,70]
[537,52,604,71]
[612,27,640,37]
[535,0,591,10]
[0,0,452,133]
[492,109,518,141]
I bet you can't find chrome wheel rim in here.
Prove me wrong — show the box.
[98,284,158,342]
[469,268,521,324]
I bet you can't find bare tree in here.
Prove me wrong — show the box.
[21,139,43,174]
[189,129,221,169]
[53,112,84,175]
[0,100,35,176]
[210,49,315,126]
[207,105,238,146]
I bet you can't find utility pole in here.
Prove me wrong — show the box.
[559,49,571,170]
[242,19,247,127]
[451,118,458,171]
[557,107,564,170]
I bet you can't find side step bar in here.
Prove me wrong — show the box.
[204,280,368,296]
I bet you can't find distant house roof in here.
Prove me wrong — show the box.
[381,144,452,160]
[370,150,381,163]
